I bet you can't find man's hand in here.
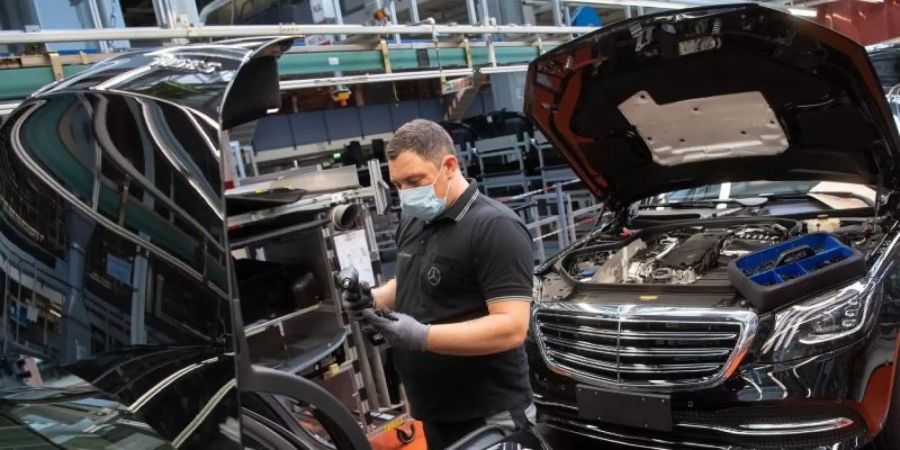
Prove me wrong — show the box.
[341,284,373,322]
[362,310,431,351]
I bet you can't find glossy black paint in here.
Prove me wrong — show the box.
[0,38,291,448]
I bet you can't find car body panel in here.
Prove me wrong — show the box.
[0,38,290,448]
[525,4,900,206]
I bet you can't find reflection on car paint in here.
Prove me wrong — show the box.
[0,38,292,449]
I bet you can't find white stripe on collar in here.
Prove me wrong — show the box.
[454,190,480,222]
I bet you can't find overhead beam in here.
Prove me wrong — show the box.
[0,23,595,45]
[0,43,547,100]
[280,68,475,89]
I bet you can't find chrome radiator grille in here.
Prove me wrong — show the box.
[533,305,756,389]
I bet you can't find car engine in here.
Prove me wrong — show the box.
[570,224,790,285]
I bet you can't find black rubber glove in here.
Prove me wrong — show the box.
[341,283,373,322]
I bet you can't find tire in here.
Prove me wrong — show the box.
[873,357,900,449]
[397,423,416,444]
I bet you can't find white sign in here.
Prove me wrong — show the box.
[442,76,474,95]
[311,0,336,23]
[333,229,376,287]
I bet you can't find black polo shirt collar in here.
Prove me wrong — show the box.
[431,181,479,223]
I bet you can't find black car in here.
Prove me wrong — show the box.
[524,4,900,450]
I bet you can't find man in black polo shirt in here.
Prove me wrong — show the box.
[344,119,534,449]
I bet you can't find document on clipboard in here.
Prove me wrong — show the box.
[333,229,376,287]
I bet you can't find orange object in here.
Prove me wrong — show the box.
[374,8,391,22]
[816,0,900,45]
[370,421,426,450]
[847,332,900,434]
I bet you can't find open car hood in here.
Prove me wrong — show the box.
[525,4,900,206]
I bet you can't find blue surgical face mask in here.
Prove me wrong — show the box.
[399,166,451,221]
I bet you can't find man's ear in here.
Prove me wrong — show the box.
[443,155,460,177]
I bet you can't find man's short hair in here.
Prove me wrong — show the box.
[387,119,455,165]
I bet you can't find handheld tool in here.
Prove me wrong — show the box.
[337,267,387,346]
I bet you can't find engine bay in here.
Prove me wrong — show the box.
[565,218,885,287]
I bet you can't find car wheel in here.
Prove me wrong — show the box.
[873,356,900,449]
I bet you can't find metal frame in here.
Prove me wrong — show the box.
[0,13,575,103]
[0,40,541,101]
[227,160,410,438]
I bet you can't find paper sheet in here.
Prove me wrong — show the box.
[809,181,875,203]
[333,229,376,287]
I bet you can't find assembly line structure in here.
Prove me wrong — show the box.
[225,161,418,443]
[0,22,594,113]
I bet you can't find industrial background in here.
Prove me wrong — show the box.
[0,1,899,449]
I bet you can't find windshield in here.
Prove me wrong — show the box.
[641,181,876,209]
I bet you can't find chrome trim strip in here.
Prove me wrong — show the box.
[543,335,733,357]
[533,396,579,412]
[532,303,758,391]
[538,398,860,446]
[547,350,722,374]
[543,417,862,450]
[678,417,855,436]
[172,378,237,448]
[130,356,221,412]
[538,310,619,323]
[543,418,730,450]
[538,322,739,341]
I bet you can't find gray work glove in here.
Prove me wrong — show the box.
[361,309,431,351]
[341,284,373,322]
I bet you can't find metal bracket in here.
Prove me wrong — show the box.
[48,52,63,80]
[485,18,497,67]
[378,39,392,74]
[462,37,473,69]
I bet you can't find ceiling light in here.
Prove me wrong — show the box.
[788,7,818,17]
[479,64,530,74]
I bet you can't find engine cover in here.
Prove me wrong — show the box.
[657,232,726,271]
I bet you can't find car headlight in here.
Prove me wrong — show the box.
[760,278,881,362]
[532,276,543,303]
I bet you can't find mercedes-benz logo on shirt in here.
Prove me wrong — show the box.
[427,266,442,286]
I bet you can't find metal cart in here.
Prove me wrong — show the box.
[226,162,416,445]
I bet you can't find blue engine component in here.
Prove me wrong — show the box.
[728,233,866,311]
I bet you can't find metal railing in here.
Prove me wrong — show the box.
[498,179,602,263]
